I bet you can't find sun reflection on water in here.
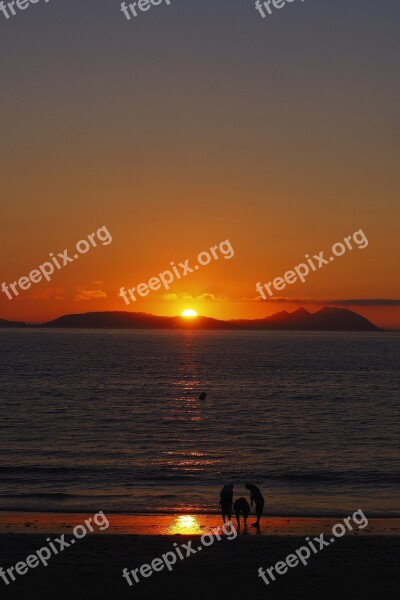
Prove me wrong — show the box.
[168,515,202,535]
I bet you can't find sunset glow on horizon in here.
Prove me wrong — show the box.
[181,309,198,318]
[0,1,399,330]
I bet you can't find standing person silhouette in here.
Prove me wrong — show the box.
[219,484,234,523]
[245,483,264,528]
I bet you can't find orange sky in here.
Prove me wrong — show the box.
[0,0,399,329]
[0,199,399,328]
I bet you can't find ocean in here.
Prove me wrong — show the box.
[0,329,398,516]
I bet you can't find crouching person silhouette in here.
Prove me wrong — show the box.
[233,497,250,529]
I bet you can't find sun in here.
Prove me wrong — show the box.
[181,309,198,318]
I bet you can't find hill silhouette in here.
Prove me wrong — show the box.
[0,318,28,328]
[0,307,381,331]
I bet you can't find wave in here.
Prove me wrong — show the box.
[0,493,80,499]
[1,465,399,484]
[0,504,399,518]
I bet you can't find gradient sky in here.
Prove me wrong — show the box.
[0,0,399,328]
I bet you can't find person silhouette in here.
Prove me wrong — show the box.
[233,497,250,528]
[219,484,234,523]
[245,483,265,528]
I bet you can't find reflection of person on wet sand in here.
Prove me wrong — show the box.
[219,484,233,523]
[245,483,264,528]
[233,497,250,528]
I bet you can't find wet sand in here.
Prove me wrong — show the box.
[1,511,399,536]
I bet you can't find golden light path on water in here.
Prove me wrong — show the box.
[168,515,203,535]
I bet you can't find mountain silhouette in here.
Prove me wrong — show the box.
[0,318,28,328]
[0,307,381,331]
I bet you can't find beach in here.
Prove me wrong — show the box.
[0,513,399,599]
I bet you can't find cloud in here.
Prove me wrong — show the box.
[325,299,400,307]
[162,292,218,302]
[74,287,108,301]
[30,287,65,301]
[162,293,179,301]
[260,297,400,307]
[194,293,216,302]
[161,293,400,308]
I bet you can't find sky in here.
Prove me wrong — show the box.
[0,0,399,328]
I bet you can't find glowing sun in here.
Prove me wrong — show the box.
[181,309,198,318]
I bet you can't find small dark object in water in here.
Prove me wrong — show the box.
[199,392,207,400]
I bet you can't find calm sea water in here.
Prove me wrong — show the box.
[0,330,398,516]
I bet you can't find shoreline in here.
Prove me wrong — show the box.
[1,512,399,536]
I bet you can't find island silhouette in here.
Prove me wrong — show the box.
[0,307,382,331]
